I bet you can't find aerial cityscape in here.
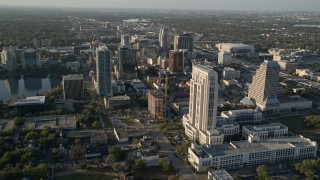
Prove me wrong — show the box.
[0,1,320,180]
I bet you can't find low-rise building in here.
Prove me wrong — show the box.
[221,109,263,125]
[208,169,234,180]
[223,67,240,80]
[23,115,77,130]
[242,123,288,139]
[104,95,131,109]
[216,119,240,138]
[188,135,317,172]
[113,128,150,143]
[137,150,160,167]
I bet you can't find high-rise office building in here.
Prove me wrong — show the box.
[159,27,170,57]
[140,45,159,60]
[182,65,224,145]
[62,74,84,100]
[1,47,17,71]
[22,48,40,69]
[48,49,60,66]
[168,49,187,73]
[248,60,280,111]
[121,34,131,48]
[96,46,113,97]
[174,33,193,51]
[117,47,138,80]
[148,90,167,119]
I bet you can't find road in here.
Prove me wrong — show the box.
[150,130,200,180]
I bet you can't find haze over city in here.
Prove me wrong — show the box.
[0,0,320,11]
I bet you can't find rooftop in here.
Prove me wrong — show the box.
[107,95,130,101]
[243,123,288,133]
[148,90,166,98]
[261,60,280,68]
[23,115,76,130]
[278,95,312,103]
[222,109,261,116]
[63,74,84,81]
[194,136,316,158]
[8,96,46,106]
[208,169,234,180]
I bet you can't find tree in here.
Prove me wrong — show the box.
[159,159,174,172]
[134,159,146,170]
[255,165,270,180]
[108,146,125,161]
[13,117,24,126]
[294,158,320,179]
[105,154,116,165]
[91,120,101,129]
[69,144,85,160]
[26,131,39,140]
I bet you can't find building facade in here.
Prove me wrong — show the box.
[183,65,224,145]
[221,109,263,125]
[96,46,113,97]
[1,47,17,70]
[188,135,317,172]
[62,74,84,100]
[159,27,170,57]
[242,123,288,139]
[223,67,240,80]
[22,48,40,69]
[174,33,193,51]
[218,52,232,66]
[248,60,280,112]
[168,49,186,73]
[48,49,60,66]
[148,90,166,119]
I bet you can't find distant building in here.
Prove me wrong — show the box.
[8,96,46,112]
[248,60,280,112]
[216,43,254,57]
[221,109,263,125]
[66,61,80,72]
[242,123,288,139]
[117,47,138,80]
[121,34,131,48]
[48,49,60,66]
[22,48,40,69]
[218,52,232,66]
[96,46,113,97]
[216,119,240,138]
[63,74,84,100]
[41,39,52,47]
[168,49,186,73]
[148,90,166,119]
[141,45,159,60]
[188,135,317,172]
[174,33,193,51]
[1,47,17,70]
[223,67,240,80]
[159,27,170,57]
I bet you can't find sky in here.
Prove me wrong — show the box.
[0,0,319,11]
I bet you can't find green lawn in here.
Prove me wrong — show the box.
[134,167,177,180]
[56,172,117,180]
[272,115,320,142]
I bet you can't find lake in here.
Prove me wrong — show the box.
[0,76,62,102]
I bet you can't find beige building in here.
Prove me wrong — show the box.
[242,123,288,139]
[221,109,263,125]
[148,90,166,119]
[218,52,232,65]
[188,135,317,172]
[104,95,131,109]
[182,65,224,145]
[248,60,280,112]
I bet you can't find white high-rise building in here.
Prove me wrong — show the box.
[1,47,17,71]
[183,65,224,145]
[96,46,113,97]
[159,27,170,57]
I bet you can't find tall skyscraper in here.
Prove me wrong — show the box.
[48,49,60,66]
[248,60,280,111]
[182,64,224,145]
[121,34,131,48]
[63,74,84,100]
[117,47,138,80]
[174,33,193,51]
[1,47,17,71]
[22,48,40,69]
[96,46,113,97]
[159,27,170,57]
[168,49,186,73]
